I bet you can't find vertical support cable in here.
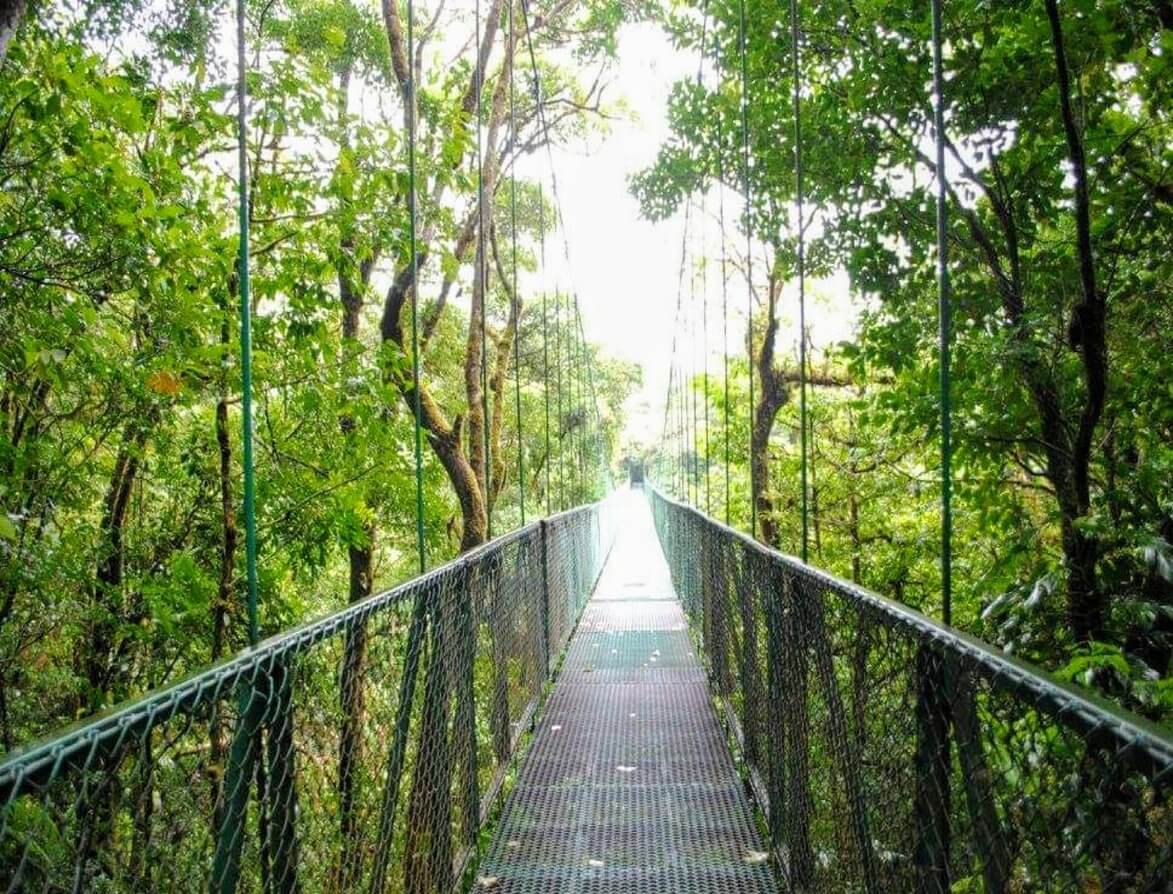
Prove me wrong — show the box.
[931,0,953,624]
[736,0,755,539]
[572,298,584,497]
[685,208,694,504]
[555,288,565,510]
[716,57,731,525]
[697,0,711,517]
[672,199,692,503]
[788,0,809,564]
[518,0,599,504]
[407,0,427,574]
[508,0,525,525]
[702,195,710,516]
[539,189,552,516]
[235,0,259,645]
[572,300,605,492]
[475,0,493,540]
[689,210,700,506]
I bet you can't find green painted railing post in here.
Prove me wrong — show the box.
[805,590,880,892]
[946,659,1010,894]
[211,677,267,894]
[368,591,429,894]
[779,571,814,888]
[764,568,787,859]
[487,556,511,763]
[264,660,300,894]
[455,569,481,851]
[540,520,552,676]
[914,644,952,894]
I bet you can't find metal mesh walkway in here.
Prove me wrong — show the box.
[478,489,777,893]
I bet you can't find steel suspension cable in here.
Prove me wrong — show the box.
[931,0,953,623]
[661,313,681,495]
[572,300,607,488]
[538,187,552,516]
[788,0,809,563]
[475,0,493,539]
[736,0,755,538]
[701,195,711,516]
[715,56,731,526]
[235,0,259,644]
[672,199,693,502]
[518,0,606,503]
[684,7,710,509]
[572,300,581,495]
[698,10,711,516]
[685,205,694,504]
[554,287,564,509]
[508,0,525,525]
[406,0,426,573]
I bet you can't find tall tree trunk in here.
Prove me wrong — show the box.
[377,0,516,552]
[78,413,154,885]
[1045,0,1108,642]
[750,272,788,548]
[87,418,152,711]
[0,0,26,60]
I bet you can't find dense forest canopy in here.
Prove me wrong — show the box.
[0,0,1170,758]
[0,0,641,751]
[634,0,1173,721]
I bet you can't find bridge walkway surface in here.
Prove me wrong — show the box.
[477,489,777,893]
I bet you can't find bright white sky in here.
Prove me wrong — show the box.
[180,8,861,456]
[536,23,695,453]
[519,22,858,455]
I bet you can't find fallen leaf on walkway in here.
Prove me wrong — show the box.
[743,850,769,865]
[616,765,637,773]
[587,859,605,868]
[477,876,499,888]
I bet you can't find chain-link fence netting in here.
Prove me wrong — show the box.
[649,486,1173,893]
[0,503,614,893]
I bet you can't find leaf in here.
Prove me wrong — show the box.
[147,369,182,396]
[0,515,16,541]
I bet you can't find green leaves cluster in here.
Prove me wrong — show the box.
[638,0,1173,722]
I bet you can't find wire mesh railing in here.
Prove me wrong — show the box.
[0,502,614,893]
[648,485,1173,893]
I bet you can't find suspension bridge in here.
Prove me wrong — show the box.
[1,0,1171,888]
[1,484,1171,892]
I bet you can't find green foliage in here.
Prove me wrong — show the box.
[0,0,639,751]
[637,0,1173,724]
